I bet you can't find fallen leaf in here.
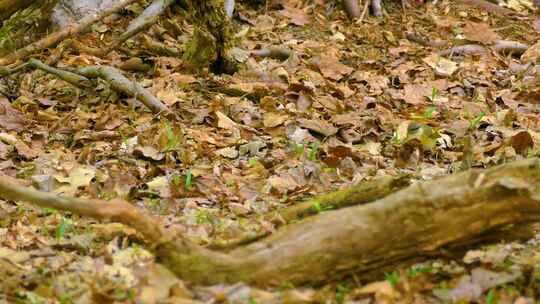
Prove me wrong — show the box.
[0,97,27,132]
[216,111,238,130]
[133,146,165,161]
[462,22,499,44]
[311,57,353,81]
[216,146,239,159]
[54,165,96,192]
[297,118,338,137]
[263,112,288,128]
[423,54,458,77]
[402,80,449,105]
[510,130,533,155]
[147,176,171,197]
[280,6,310,26]
[521,40,540,63]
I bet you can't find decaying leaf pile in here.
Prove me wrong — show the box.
[2,0,540,303]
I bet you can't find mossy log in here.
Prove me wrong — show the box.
[157,158,540,286]
[2,159,540,287]
[278,174,411,223]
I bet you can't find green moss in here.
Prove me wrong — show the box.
[0,0,57,56]
[184,0,236,73]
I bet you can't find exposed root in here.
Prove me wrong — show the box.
[76,65,172,115]
[0,0,140,66]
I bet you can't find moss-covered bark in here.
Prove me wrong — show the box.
[158,158,540,286]
[0,0,57,57]
[183,0,236,73]
[0,0,34,22]
[3,153,540,287]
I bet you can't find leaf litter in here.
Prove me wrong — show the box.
[1,0,540,303]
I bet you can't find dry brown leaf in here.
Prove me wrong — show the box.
[297,118,338,137]
[462,22,499,44]
[280,6,310,26]
[263,112,288,128]
[402,79,449,105]
[510,130,534,155]
[311,57,353,81]
[0,97,27,132]
[521,40,540,63]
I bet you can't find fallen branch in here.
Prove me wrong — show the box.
[0,0,140,66]
[358,0,370,23]
[5,59,171,115]
[2,157,540,286]
[406,32,529,57]
[493,40,529,55]
[27,59,92,88]
[438,44,488,56]
[141,35,182,57]
[438,40,529,57]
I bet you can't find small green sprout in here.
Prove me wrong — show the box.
[384,271,400,287]
[468,112,485,131]
[55,218,67,239]
[308,142,319,161]
[336,284,349,304]
[485,289,495,304]
[185,169,193,189]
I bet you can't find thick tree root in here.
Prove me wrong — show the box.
[405,33,529,57]
[102,0,176,56]
[278,174,411,222]
[3,60,171,115]
[438,40,529,57]
[0,0,140,66]
[76,65,172,115]
[1,159,540,286]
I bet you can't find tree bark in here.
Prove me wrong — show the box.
[153,158,540,286]
[2,158,540,287]
[0,0,35,22]
[183,0,236,73]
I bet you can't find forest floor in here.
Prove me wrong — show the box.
[1,0,540,303]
